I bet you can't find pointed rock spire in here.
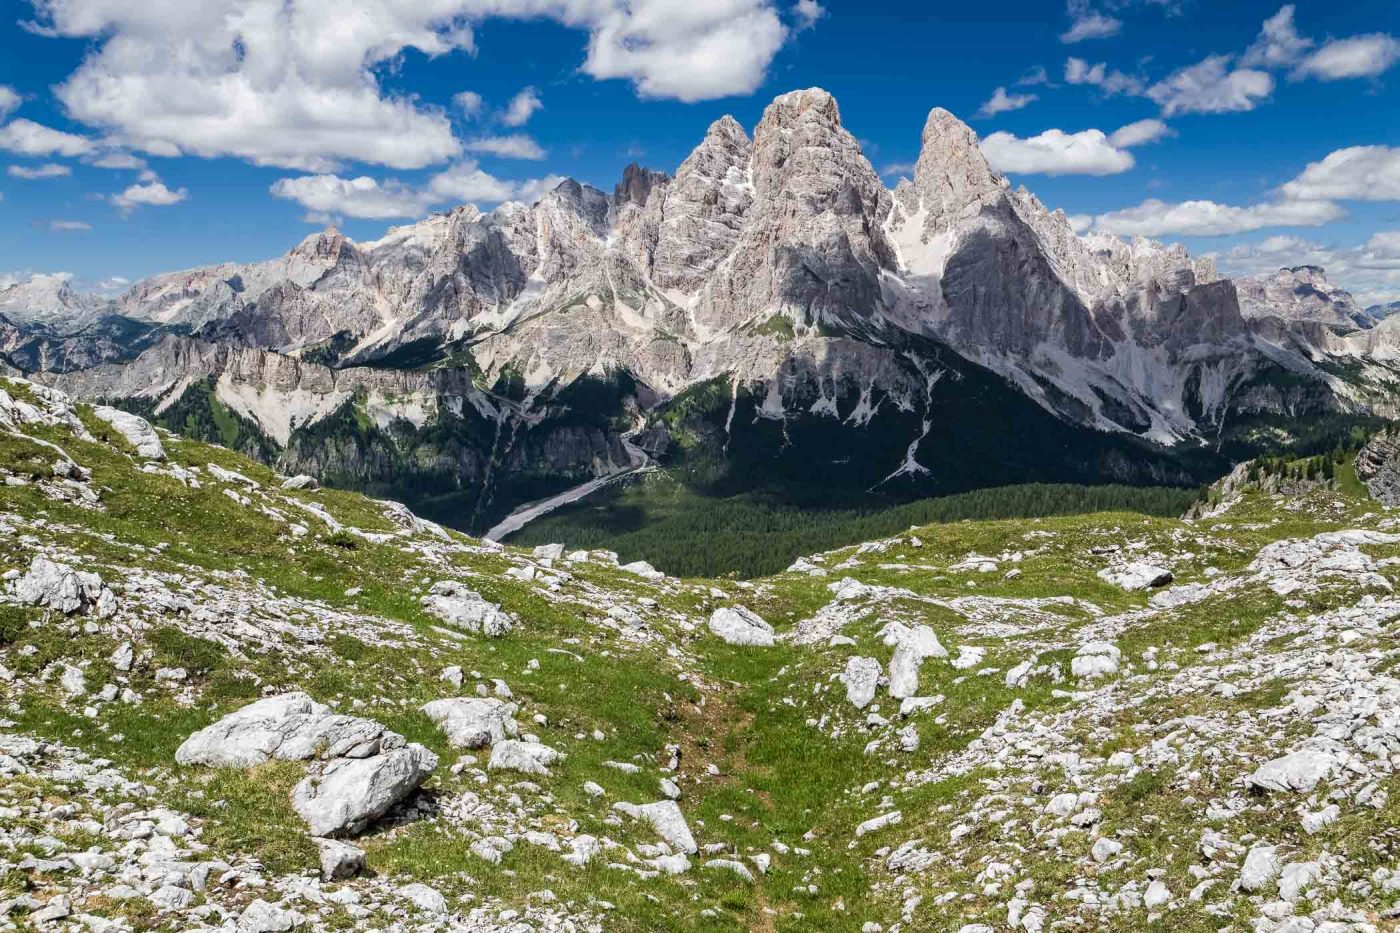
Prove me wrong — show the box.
[697,87,898,333]
[613,163,669,210]
[913,107,1008,233]
[640,115,754,291]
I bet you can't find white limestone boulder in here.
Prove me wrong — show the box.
[292,743,438,837]
[842,656,881,709]
[177,692,437,837]
[1070,641,1121,680]
[1097,562,1172,591]
[488,739,565,775]
[421,697,520,749]
[421,582,514,637]
[614,800,698,854]
[888,625,946,699]
[1240,844,1282,892]
[315,838,366,881]
[176,693,393,768]
[237,899,305,932]
[13,556,115,617]
[621,560,665,581]
[707,606,775,647]
[1246,749,1342,793]
[398,883,448,915]
[92,406,165,460]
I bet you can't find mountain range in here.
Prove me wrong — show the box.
[4,88,1398,535]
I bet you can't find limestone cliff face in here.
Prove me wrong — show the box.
[1357,432,1400,505]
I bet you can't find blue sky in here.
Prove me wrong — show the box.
[1,0,1398,303]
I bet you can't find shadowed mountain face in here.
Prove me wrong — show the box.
[5,88,1399,531]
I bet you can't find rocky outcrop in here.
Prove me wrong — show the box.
[421,697,520,749]
[176,693,437,837]
[92,406,165,460]
[11,556,117,617]
[707,606,775,646]
[842,656,881,709]
[614,800,698,854]
[292,745,438,837]
[1097,562,1173,591]
[420,582,515,637]
[613,162,669,211]
[1355,431,1400,505]
[488,739,565,775]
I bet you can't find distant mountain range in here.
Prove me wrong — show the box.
[4,88,1399,533]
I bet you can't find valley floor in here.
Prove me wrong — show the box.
[2,374,1400,932]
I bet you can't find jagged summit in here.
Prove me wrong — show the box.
[910,106,1009,233]
[613,162,669,209]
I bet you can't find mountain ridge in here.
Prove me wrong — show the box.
[5,87,1399,533]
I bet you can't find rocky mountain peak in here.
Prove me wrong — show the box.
[1237,264,1367,329]
[0,273,105,330]
[538,179,611,236]
[613,163,669,210]
[705,114,748,143]
[913,107,1008,234]
[748,86,873,200]
[758,87,842,126]
[288,227,355,267]
[695,86,897,334]
[629,114,754,292]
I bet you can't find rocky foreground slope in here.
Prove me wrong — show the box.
[5,375,1400,932]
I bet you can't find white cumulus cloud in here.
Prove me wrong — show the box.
[453,91,485,118]
[1061,1,1120,44]
[272,163,566,221]
[1241,6,1397,82]
[1093,197,1344,236]
[501,87,543,128]
[1281,146,1400,202]
[792,0,825,30]
[981,128,1134,176]
[0,86,19,120]
[86,151,147,170]
[0,119,95,157]
[580,0,789,102]
[1292,35,1400,81]
[270,175,433,220]
[428,163,520,204]
[977,87,1038,118]
[112,180,188,211]
[8,163,73,179]
[27,0,793,173]
[463,135,546,160]
[1147,55,1273,115]
[1064,58,1145,96]
[1367,231,1400,258]
[1242,5,1313,69]
[1108,118,1172,148]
